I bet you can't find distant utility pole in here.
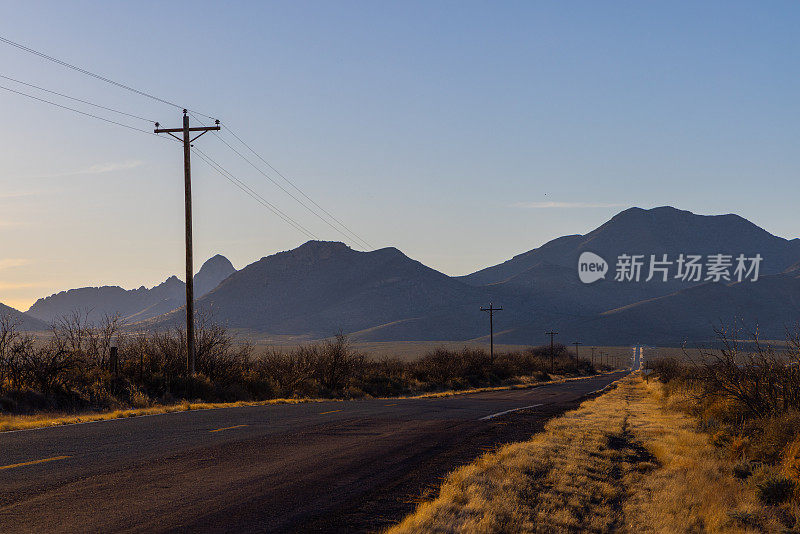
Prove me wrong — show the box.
[590,346,596,368]
[573,341,582,364]
[155,111,220,375]
[546,331,558,373]
[480,303,503,364]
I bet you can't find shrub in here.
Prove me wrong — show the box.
[757,475,795,505]
[732,461,753,480]
[0,312,596,412]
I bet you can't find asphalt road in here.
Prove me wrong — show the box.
[0,371,628,533]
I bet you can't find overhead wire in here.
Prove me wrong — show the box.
[192,147,319,240]
[0,73,156,124]
[188,111,372,250]
[189,112,372,249]
[0,82,173,139]
[0,34,216,120]
[0,34,372,246]
[221,124,373,250]
[0,76,320,240]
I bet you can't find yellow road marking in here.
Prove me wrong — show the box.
[0,455,70,470]
[384,403,398,406]
[209,424,248,433]
[319,409,342,415]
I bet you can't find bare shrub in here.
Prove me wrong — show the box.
[0,312,596,412]
[256,346,318,396]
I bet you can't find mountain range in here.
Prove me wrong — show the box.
[25,255,235,324]
[3,206,799,346]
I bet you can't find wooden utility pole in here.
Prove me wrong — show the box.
[590,346,595,368]
[480,303,502,364]
[573,341,582,364]
[155,111,220,375]
[546,331,558,373]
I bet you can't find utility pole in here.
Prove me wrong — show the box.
[590,346,595,368]
[480,303,502,364]
[155,111,220,375]
[545,331,558,373]
[573,341,582,365]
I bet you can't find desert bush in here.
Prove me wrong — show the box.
[0,312,597,413]
[648,324,800,506]
[757,474,795,505]
[733,460,753,480]
[315,333,364,392]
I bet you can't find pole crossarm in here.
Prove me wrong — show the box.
[154,126,221,133]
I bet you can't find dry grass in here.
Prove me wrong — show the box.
[0,372,613,433]
[0,397,333,432]
[388,375,782,534]
[407,372,616,399]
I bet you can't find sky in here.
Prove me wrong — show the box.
[1,1,799,310]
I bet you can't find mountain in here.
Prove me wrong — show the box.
[461,206,800,315]
[21,206,800,346]
[463,207,800,286]
[576,270,800,345]
[142,208,800,346]
[157,241,494,338]
[194,254,236,297]
[0,302,49,331]
[27,255,235,324]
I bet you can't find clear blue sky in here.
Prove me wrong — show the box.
[1,1,798,310]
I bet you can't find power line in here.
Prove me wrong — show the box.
[0,72,156,123]
[480,303,503,364]
[0,34,371,248]
[546,330,559,373]
[0,76,317,240]
[210,122,372,249]
[195,148,318,240]
[0,34,216,120]
[187,111,372,249]
[192,147,319,240]
[0,35,372,247]
[221,124,374,249]
[0,82,172,139]
[153,112,221,377]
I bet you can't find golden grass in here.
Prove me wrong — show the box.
[387,375,781,534]
[406,372,616,399]
[0,397,333,433]
[0,372,615,433]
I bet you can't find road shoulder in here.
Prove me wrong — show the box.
[386,375,782,533]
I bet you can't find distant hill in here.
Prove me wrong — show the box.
[18,206,800,346]
[0,302,49,331]
[194,255,236,297]
[461,206,800,316]
[575,271,800,345]
[462,206,800,285]
[27,255,235,324]
[143,208,800,346]
[156,241,495,338]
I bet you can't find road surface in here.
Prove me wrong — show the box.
[0,371,628,533]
